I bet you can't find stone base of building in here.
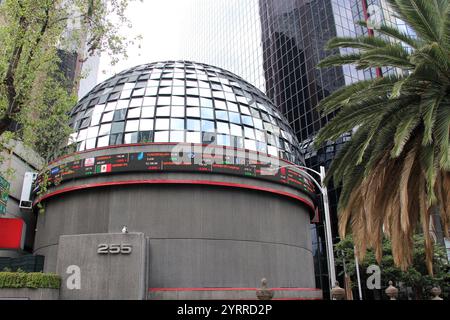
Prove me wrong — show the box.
[148,287,322,300]
[0,288,59,300]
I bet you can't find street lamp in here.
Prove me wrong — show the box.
[268,164,337,298]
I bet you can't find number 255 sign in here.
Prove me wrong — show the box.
[97,243,132,254]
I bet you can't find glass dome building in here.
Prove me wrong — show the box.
[33,61,321,300]
[69,60,304,164]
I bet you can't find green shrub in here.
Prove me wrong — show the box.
[0,272,60,289]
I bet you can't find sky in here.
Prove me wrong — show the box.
[78,0,264,98]
[96,0,194,82]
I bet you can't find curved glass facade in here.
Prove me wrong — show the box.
[69,61,304,164]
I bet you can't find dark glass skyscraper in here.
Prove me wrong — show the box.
[257,0,367,297]
[185,0,414,298]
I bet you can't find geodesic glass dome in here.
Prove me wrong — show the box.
[69,61,304,164]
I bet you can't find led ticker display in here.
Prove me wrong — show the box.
[40,151,316,196]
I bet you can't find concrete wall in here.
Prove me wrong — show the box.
[0,288,59,300]
[56,233,146,300]
[33,145,318,298]
[35,181,315,289]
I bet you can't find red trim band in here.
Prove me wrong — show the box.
[272,298,322,300]
[148,287,321,292]
[34,179,315,216]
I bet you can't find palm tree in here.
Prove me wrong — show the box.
[314,0,450,274]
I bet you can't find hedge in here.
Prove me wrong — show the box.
[0,271,61,289]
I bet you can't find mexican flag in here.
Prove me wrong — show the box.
[96,164,112,173]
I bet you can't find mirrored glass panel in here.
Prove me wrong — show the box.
[69,61,303,164]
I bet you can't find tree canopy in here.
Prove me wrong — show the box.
[335,235,449,299]
[0,0,140,162]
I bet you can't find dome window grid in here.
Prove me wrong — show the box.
[70,61,303,164]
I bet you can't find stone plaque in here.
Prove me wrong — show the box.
[56,232,146,300]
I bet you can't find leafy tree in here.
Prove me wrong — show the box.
[0,0,140,162]
[314,0,450,273]
[335,235,449,300]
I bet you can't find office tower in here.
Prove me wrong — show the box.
[185,0,414,297]
[184,0,265,92]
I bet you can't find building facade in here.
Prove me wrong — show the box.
[32,61,322,299]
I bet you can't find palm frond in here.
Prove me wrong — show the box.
[326,36,389,50]
[358,45,415,69]
[434,99,450,169]
[386,0,442,42]
[316,0,449,273]
[317,53,362,68]
[375,23,422,49]
[391,109,421,157]
[420,94,441,145]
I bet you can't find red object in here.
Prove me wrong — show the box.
[101,164,112,173]
[148,287,321,292]
[361,0,383,77]
[0,218,24,249]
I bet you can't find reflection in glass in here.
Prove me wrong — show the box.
[156,106,171,117]
[154,131,169,142]
[124,131,138,144]
[130,98,143,108]
[155,118,170,130]
[172,96,184,105]
[97,135,109,147]
[186,107,200,117]
[143,96,156,106]
[170,131,184,142]
[201,108,214,119]
[141,106,155,118]
[69,61,302,164]
[187,119,200,131]
[102,111,114,123]
[111,121,125,134]
[139,119,153,131]
[229,112,241,124]
[170,118,185,130]
[186,131,201,143]
[113,109,127,121]
[201,120,215,132]
[99,123,111,136]
[125,120,139,132]
[127,108,141,119]
[157,96,171,105]
[171,106,185,118]
[87,126,99,139]
[216,122,229,134]
[216,134,231,146]
[86,138,96,149]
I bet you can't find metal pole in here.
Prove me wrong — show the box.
[354,246,363,300]
[319,166,337,295]
[274,164,338,299]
